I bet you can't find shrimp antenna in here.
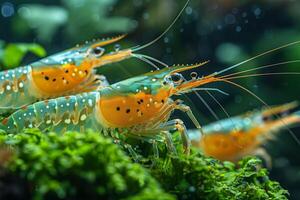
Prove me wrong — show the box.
[132,0,190,52]
[212,40,300,77]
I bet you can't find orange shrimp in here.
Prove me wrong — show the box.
[188,102,300,166]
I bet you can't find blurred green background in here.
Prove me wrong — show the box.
[1,0,300,199]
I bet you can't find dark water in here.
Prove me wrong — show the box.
[1,0,300,199]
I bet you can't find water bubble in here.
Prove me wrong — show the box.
[254,7,262,17]
[1,2,14,18]
[190,72,198,79]
[185,6,193,15]
[225,14,236,25]
[235,26,242,32]
[164,37,169,43]
[114,44,121,52]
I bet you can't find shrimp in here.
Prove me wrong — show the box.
[0,62,219,156]
[0,35,133,112]
[0,0,191,113]
[188,102,300,166]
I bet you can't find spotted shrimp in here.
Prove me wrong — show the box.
[0,35,138,112]
[0,62,221,155]
[0,0,192,113]
[188,102,300,166]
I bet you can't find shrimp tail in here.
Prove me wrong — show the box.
[257,102,300,136]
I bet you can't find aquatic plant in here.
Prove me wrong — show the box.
[0,129,288,200]
[0,41,45,69]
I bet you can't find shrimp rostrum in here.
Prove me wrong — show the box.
[0,62,213,155]
[0,35,134,113]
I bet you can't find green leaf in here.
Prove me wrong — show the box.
[3,43,46,68]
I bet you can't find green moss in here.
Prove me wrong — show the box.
[0,129,288,200]
[151,153,288,200]
[0,129,174,200]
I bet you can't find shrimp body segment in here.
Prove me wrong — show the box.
[0,35,132,112]
[1,62,211,155]
[189,102,300,163]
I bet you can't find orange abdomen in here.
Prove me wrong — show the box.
[98,90,169,128]
[197,130,260,161]
[31,63,91,96]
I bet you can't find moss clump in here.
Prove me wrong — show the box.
[0,129,288,200]
[0,129,174,200]
[151,153,288,200]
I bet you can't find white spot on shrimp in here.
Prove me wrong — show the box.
[72,73,76,77]
[65,119,71,124]
[46,120,52,124]
[60,104,64,108]
[28,124,33,128]
[5,74,9,78]
[1,76,4,80]
[88,99,93,107]
[18,117,21,120]
[151,78,157,82]
[23,70,27,74]
[66,103,70,106]
[213,124,221,131]
[23,113,27,117]
[46,105,49,109]
[82,99,86,103]
[80,114,87,121]
[143,86,148,90]
[6,85,11,91]
[19,82,24,88]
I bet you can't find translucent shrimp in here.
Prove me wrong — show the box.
[0,62,215,156]
[188,102,300,166]
[0,0,192,113]
[0,35,133,112]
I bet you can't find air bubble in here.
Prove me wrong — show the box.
[114,44,121,52]
[190,72,198,79]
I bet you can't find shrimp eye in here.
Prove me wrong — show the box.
[92,47,105,56]
[170,73,184,84]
